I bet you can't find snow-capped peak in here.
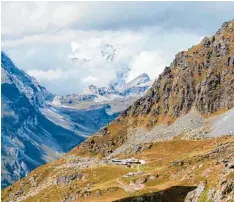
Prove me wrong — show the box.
[81,73,151,98]
[122,73,150,91]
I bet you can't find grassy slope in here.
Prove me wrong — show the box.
[2,135,234,202]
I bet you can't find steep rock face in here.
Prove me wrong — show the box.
[123,20,234,124]
[74,20,234,157]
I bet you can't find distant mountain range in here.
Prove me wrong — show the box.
[1,51,151,188]
[52,73,152,113]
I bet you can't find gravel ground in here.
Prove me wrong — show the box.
[207,108,234,137]
[109,107,234,157]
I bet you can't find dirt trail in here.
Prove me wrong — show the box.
[116,178,144,193]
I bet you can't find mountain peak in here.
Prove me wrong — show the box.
[123,73,150,91]
[133,72,150,82]
[82,73,152,97]
[1,51,52,106]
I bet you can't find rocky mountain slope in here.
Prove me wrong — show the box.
[2,19,234,202]
[71,19,234,158]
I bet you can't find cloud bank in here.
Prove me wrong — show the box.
[2,2,234,94]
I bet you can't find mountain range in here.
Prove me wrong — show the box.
[52,73,152,113]
[2,19,234,202]
[1,52,151,189]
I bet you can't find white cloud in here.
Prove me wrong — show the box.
[1,2,84,38]
[27,69,64,81]
[2,2,234,39]
[3,2,233,94]
[25,48,35,57]
[4,28,202,94]
[128,51,168,82]
[82,76,98,83]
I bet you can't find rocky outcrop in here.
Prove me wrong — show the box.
[123,20,234,125]
[55,173,83,185]
[185,182,206,202]
[185,143,234,202]
[185,167,234,202]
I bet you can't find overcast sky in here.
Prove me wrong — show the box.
[2,2,234,95]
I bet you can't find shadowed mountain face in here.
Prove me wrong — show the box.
[1,52,88,189]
